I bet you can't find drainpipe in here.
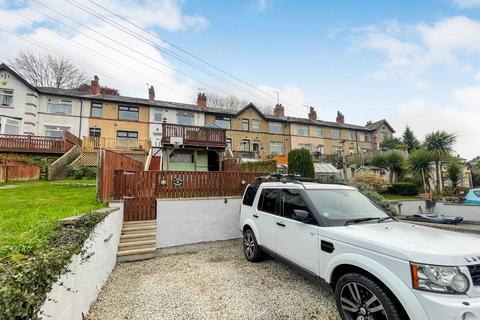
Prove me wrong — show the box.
[79,99,83,137]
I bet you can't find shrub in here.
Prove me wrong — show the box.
[351,182,398,216]
[288,149,314,178]
[66,166,96,180]
[352,171,390,192]
[240,160,276,173]
[388,182,419,196]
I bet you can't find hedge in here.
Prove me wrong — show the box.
[288,149,315,178]
[388,182,419,196]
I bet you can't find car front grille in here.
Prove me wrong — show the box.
[468,264,480,286]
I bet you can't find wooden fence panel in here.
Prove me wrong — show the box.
[0,160,40,181]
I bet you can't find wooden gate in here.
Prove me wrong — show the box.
[115,171,157,221]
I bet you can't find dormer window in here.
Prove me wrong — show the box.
[0,89,13,106]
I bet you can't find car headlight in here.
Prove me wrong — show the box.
[411,263,470,294]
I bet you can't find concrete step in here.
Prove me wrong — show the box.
[118,246,156,257]
[122,225,156,233]
[120,232,156,241]
[119,239,156,249]
[123,220,156,226]
[117,252,155,263]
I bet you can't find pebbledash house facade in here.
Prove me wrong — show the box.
[0,62,394,171]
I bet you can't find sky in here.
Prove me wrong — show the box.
[0,0,479,158]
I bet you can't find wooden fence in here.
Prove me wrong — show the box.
[0,160,40,182]
[97,149,144,201]
[113,171,263,199]
[0,131,82,154]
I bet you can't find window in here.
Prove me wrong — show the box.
[365,133,371,142]
[242,119,249,131]
[153,111,164,122]
[0,89,13,106]
[316,127,323,137]
[316,145,325,155]
[252,119,260,132]
[242,139,250,151]
[215,116,231,129]
[270,141,284,155]
[269,122,282,134]
[178,112,194,125]
[118,105,139,120]
[299,144,310,150]
[297,125,308,136]
[2,118,20,134]
[257,189,278,214]
[226,138,232,150]
[359,132,370,142]
[282,189,310,220]
[47,99,72,115]
[45,125,69,138]
[331,129,340,139]
[243,185,258,206]
[91,102,102,117]
[169,151,194,163]
[252,140,261,152]
[89,127,101,137]
[333,146,344,156]
[116,130,138,147]
[348,131,354,140]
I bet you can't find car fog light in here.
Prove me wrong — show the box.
[452,274,469,293]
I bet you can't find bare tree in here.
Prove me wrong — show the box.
[9,51,88,89]
[206,92,274,115]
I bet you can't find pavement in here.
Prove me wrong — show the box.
[87,239,339,320]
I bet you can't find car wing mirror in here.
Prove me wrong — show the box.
[293,209,312,223]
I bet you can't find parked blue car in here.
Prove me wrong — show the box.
[463,188,480,204]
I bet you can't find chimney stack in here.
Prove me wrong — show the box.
[336,111,345,124]
[197,92,207,109]
[308,106,317,121]
[273,104,285,117]
[90,75,101,95]
[148,85,155,102]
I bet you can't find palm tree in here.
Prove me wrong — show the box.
[408,149,433,193]
[423,131,456,194]
[384,151,405,183]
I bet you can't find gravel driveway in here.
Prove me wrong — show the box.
[87,239,339,320]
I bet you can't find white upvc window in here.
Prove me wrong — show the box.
[0,117,20,135]
[333,146,344,156]
[297,125,309,136]
[316,127,323,137]
[299,144,311,150]
[269,122,282,134]
[331,129,341,139]
[316,144,325,155]
[153,111,164,122]
[251,119,260,132]
[45,125,69,138]
[47,99,73,115]
[270,141,284,155]
[0,89,13,106]
[348,131,354,140]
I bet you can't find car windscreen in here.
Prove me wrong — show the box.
[473,190,480,197]
[305,189,389,226]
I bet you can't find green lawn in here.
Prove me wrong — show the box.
[0,180,104,254]
[383,193,420,201]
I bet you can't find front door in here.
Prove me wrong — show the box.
[275,188,319,274]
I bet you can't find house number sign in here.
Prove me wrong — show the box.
[172,178,183,187]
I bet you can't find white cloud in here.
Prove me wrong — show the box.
[453,0,480,8]
[395,93,480,159]
[250,0,269,12]
[255,84,307,117]
[355,16,480,84]
[0,0,209,103]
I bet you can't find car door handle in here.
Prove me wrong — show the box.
[276,222,286,227]
[253,214,259,218]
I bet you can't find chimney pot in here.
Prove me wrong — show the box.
[197,92,207,108]
[90,75,101,95]
[274,104,285,117]
[148,85,155,102]
[336,111,345,124]
[308,106,317,121]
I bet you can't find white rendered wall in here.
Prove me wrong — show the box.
[157,197,242,248]
[40,206,123,320]
[397,200,480,222]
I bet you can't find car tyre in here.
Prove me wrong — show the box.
[243,229,262,262]
[335,273,406,320]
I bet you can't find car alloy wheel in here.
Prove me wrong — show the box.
[244,232,255,260]
[340,282,388,320]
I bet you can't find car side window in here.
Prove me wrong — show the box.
[243,185,258,206]
[282,189,310,220]
[257,189,278,214]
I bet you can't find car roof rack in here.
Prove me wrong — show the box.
[254,174,348,187]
